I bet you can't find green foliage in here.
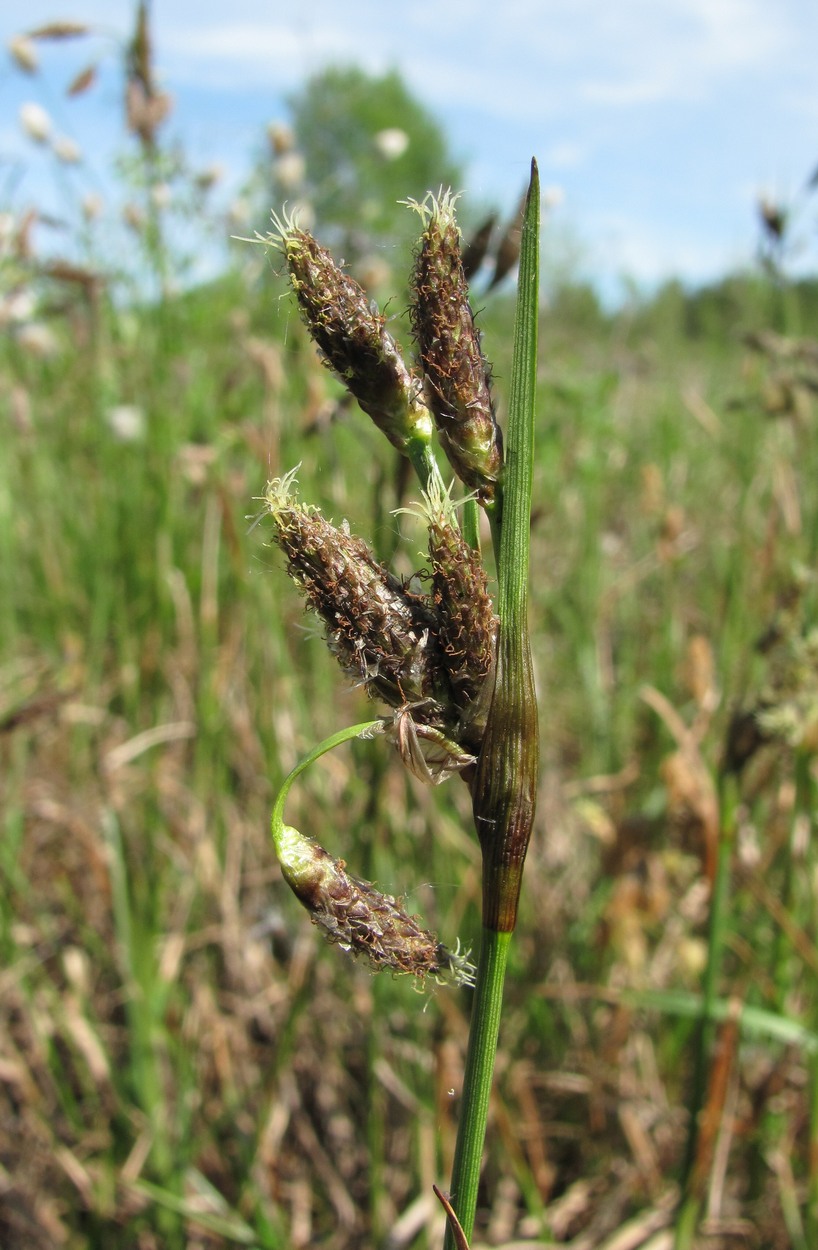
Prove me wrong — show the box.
[3,247,818,1245]
[2,19,818,1243]
[632,272,818,343]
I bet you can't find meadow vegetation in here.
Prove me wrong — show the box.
[1,9,817,1249]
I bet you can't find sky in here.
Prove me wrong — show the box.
[1,0,817,300]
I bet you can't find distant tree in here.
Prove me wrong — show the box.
[277,66,463,265]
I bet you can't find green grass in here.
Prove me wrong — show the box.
[2,234,818,1249]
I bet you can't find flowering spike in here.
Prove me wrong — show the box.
[275,823,475,987]
[265,473,446,716]
[400,478,497,749]
[261,215,434,462]
[409,191,503,507]
[425,480,496,703]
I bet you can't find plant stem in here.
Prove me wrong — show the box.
[443,928,512,1250]
[270,719,384,835]
[462,496,481,552]
[798,752,818,1244]
[408,436,446,498]
[443,158,540,1249]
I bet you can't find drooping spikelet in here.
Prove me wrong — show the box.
[461,211,497,282]
[408,191,503,506]
[264,213,433,457]
[276,823,475,987]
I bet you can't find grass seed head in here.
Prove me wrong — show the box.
[404,478,497,749]
[424,484,496,703]
[276,823,475,987]
[265,214,433,456]
[266,472,493,779]
[8,36,39,74]
[408,190,503,505]
[265,472,447,719]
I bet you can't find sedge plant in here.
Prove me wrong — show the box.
[255,160,540,1246]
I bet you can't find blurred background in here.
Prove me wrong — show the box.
[2,0,818,300]
[1,4,817,1249]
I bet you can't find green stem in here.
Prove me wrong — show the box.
[443,928,512,1250]
[471,159,540,933]
[443,158,541,1249]
[799,754,818,1243]
[462,497,481,552]
[407,436,446,498]
[270,720,384,840]
[809,1049,818,1247]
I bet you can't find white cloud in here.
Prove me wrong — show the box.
[147,0,803,126]
[162,22,362,88]
[574,0,791,109]
[682,0,788,70]
[580,76,681,107]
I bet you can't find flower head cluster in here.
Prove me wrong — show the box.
[265,470,496,782]
[259,193,502,505]
[267,211,433,459]
[261,188,521,975]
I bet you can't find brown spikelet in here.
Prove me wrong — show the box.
[125,2,172,149]
[414,482,497,748]
[265,472,445,718]
[27,22,90,40]
[67,64,97,97]
[428,510,495,699]
[276,824,475,985]
[758,197,786,244]
[267,215,433,455]
[461,211,497,281]
[409,191,502,506]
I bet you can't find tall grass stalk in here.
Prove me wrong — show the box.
[261,163,540,1247]
[800,753,818,1246]
[442,158,540,1249]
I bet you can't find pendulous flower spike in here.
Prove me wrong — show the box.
[276,823,475,987]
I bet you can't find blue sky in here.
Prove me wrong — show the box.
[2,0,817,298]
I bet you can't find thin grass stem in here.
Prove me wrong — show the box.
[461,497,481,551]
[442,157,540,1249]
[443,928,512,1249]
